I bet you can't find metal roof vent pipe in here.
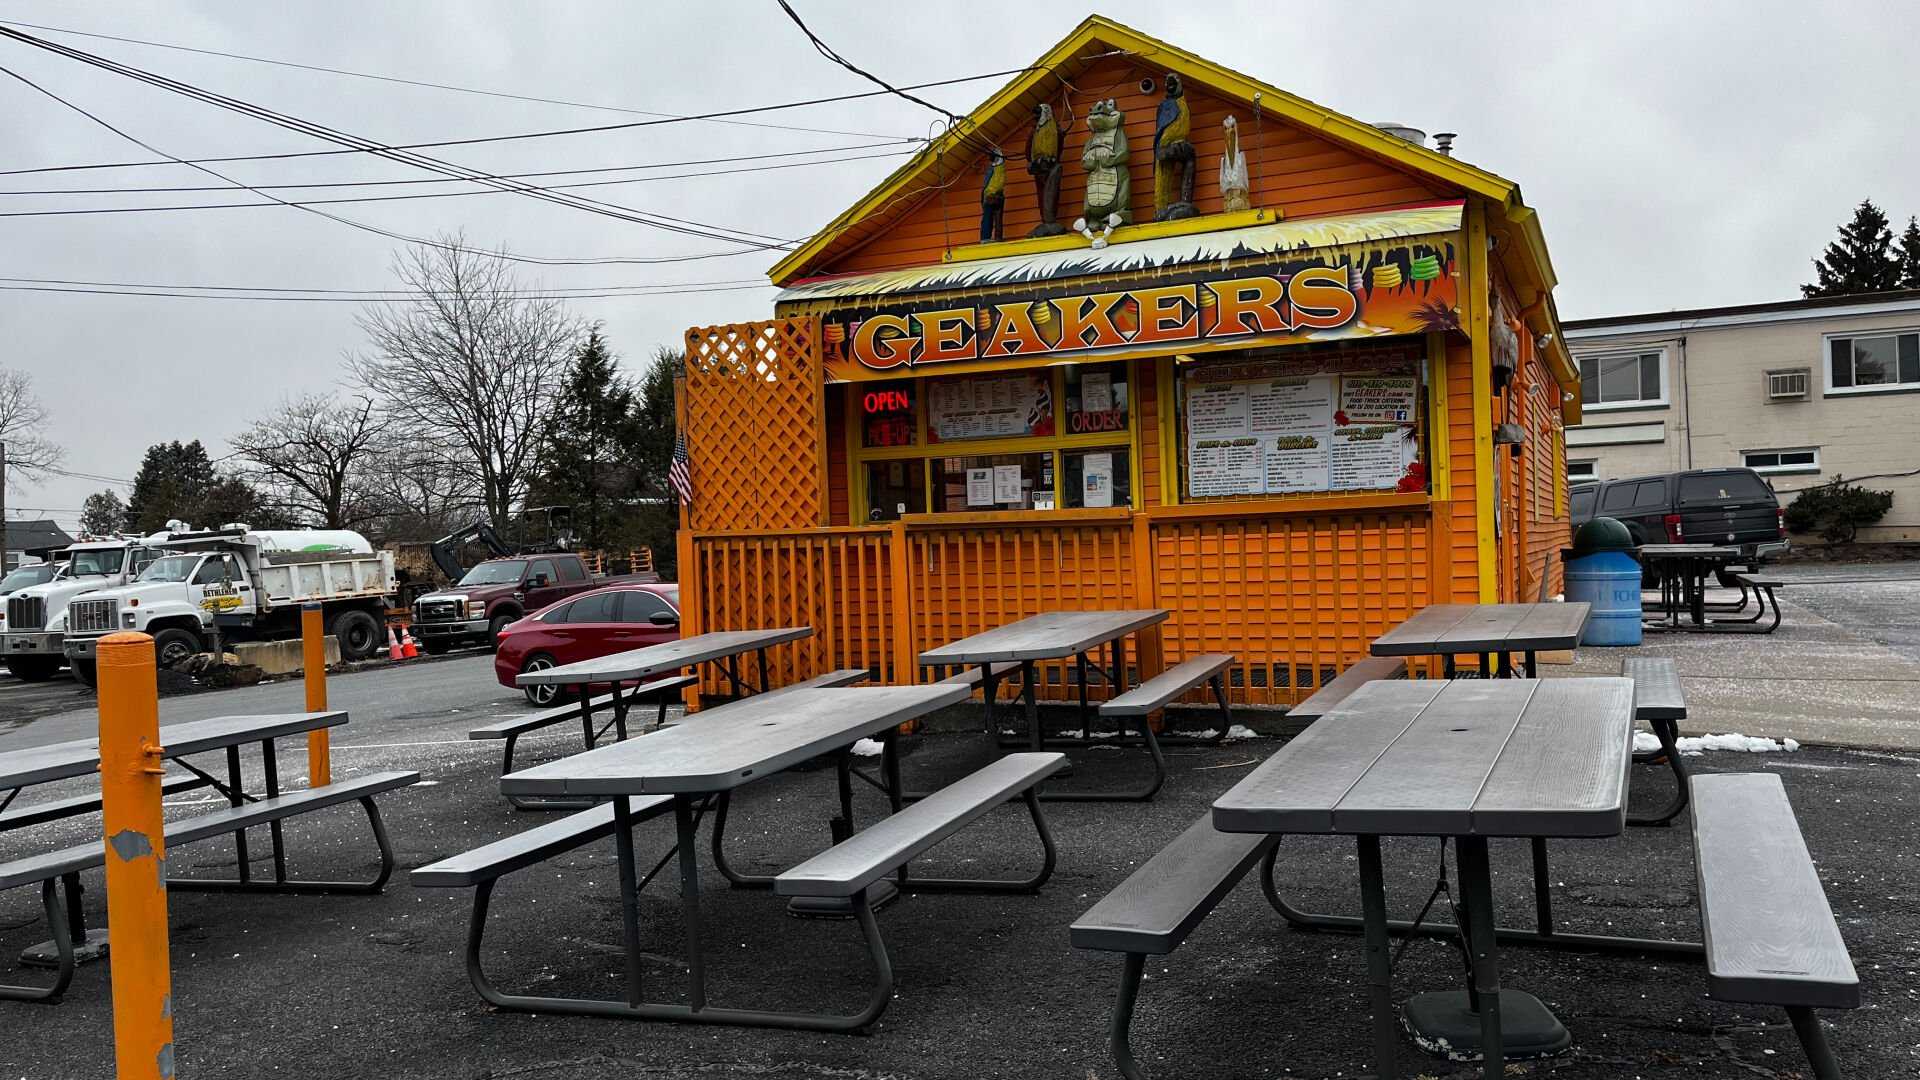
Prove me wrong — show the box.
[1432,132,1457,156]
[1372,122,1426,146]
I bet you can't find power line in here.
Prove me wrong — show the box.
[0,139,916,195]
[0,282,775,303]
[0,27,795,248]
[0,146,914,218]
[0,27,1029,178]
[0,59,779,266]
[0,17,913,141]
[0,274,767,294]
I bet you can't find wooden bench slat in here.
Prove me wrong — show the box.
[760,668,871,697]
[1070,814,1273,954]
[774,752,1064,898]
[410,797,673,888]
[1287,657,1407,723]
[1624,657,1686,722]
[1692,773,1859,1010]
[0,771,419,892]
[1100,654,1233,717]
[936,661,1023,687]
[1733,574,1785,588]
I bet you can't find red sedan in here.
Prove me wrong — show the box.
[493,583,681,704]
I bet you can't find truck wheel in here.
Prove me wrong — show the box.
[3,656,61,682]
[70,659,97,688]
[487,614,516,650]
[330,609,381,661]
[152,627,204,669]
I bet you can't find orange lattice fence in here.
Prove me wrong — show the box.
[682,319,827,532]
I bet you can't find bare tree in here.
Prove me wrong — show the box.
[351,237,579,529]
[0,367,64,488]
[356,435,485,543]
[229,393,387,528]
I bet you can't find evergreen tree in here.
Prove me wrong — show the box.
[530,329,645,548]
[125,440,274,533]
[1897,216,1920,289]
[1802,199,1903,297]
[78,490,127,535]
[631,348,682,576]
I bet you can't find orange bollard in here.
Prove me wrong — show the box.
[97,632,176,1080]
[302,603,331,787]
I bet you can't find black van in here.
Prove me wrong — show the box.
[1570,467,1789,579]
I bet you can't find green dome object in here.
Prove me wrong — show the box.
[1570,516,1636,554]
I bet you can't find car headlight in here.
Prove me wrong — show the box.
[123,613,137,628]
[466,600,485,618]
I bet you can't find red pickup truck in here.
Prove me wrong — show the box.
[409,552,656,653]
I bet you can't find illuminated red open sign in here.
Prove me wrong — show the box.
[863,387,912,414]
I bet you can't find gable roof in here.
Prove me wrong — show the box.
[3,519,74,554]
[768,15,1574,392]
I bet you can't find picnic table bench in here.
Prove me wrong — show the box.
[1369,602,1588,678]
[1692,773,1857,1079]
[469,675,696,809]
[1625,657,1690,826]
[418,683,1065,1031]
[0,711,414,1004]
[1285,656,1407,725]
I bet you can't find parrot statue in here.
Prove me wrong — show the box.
[1153,73,1197,221]
[1026,103,1067,237]
[980,148,1007,243]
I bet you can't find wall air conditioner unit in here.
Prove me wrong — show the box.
[1767,369,1808,400]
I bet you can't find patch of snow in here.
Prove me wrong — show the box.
[1222,724,1261,741]
[1171,729,1219,740]
[850,738,884,757]
[1634,730,1800,755]
[1053,729,1121,739]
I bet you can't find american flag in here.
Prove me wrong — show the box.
[668,432,693,505]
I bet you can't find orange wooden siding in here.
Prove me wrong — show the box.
[823,56,1450,276]
[688,505,1429,708]
[1443,340,1482,602]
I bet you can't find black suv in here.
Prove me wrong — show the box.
[1571,467,1789,580]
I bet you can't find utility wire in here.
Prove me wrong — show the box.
[0,139,917,195]
[0,274,767,294]
[0,282,775,303]
[0,58,780,266]
[0,27,1028,178]
[0,147,914,218]
[0,17,913,141]
[0,26,798,247]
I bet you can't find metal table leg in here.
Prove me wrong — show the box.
[1355,835,1399,1078]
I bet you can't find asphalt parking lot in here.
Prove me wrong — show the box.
[1,566,1917,1078]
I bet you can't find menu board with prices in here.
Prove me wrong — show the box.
[1184,362,1419,498]
[929,372,1053,442]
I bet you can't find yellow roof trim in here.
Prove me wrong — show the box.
[938,206,1279,265]
[770,14,1530,286]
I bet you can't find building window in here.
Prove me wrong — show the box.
[1826,330,1920,394]
[1578,350,1664,409]
[1743,447,1820,475]
[1566,459,1598,482]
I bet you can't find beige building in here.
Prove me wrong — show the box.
[1565,289,1920,540]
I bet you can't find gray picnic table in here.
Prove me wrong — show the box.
[0,710,349,973]
[1369,602,1590,677]
[1636,544,1743,627]
[514,626,813,728]
[917,609,1171,801]
[495,684,968,1029]
[1214,677,1690,1078]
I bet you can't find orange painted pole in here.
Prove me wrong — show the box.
[302,603,330,787]
[96,632,176,1080]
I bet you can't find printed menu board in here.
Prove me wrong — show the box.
[930,372,1052,442]
[1184,362,1419,498]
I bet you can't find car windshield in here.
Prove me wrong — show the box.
[137,555,201,583]
[68,549,127,576]
[458,560,527,586]
[1,565,55,591]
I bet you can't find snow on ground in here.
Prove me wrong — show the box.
[1634,730,1800,755]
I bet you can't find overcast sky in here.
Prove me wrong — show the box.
[3,1,1916,531]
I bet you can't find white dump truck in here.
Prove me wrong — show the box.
[61,525,397,687]
[2,533,170,681]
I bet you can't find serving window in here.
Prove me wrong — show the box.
[1175,347,1427,501]
[847,364,1135,521]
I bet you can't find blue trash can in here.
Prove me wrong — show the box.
[1562,517,1642,646]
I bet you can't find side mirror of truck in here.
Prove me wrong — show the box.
[649,611,680,627]
[527,574,549,589]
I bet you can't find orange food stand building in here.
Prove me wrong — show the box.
[675,16,1582,706]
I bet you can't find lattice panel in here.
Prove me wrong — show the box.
[682,318,824,532]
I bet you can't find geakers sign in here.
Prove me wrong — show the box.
[820,264,1458,383]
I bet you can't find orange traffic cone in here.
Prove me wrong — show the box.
[401,627,420,659]
[386,625,404,662]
